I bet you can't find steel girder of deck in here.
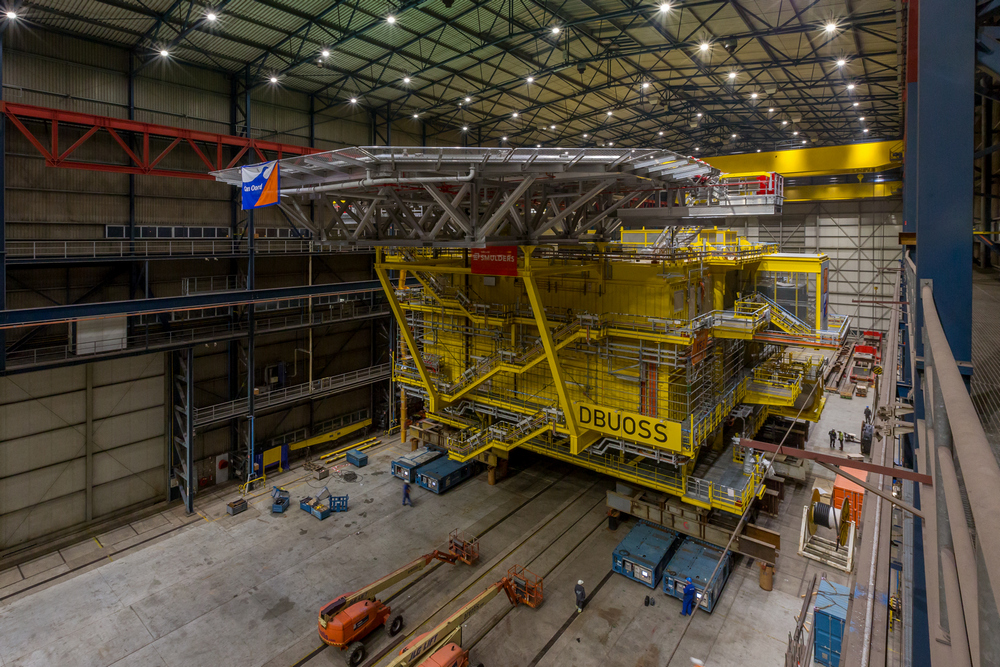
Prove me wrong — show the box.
[209,146,784,246]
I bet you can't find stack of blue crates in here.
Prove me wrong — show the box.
[814,579,849,667]
[662,537,734,613]
[416,458,475,494]
[391,447,444,482]
[611,522,683,589]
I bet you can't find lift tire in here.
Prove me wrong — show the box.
[346,642,366,666]
[388,614,404,636]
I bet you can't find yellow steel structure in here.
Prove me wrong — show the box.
[380,228,844,515]
[703,141,902,177]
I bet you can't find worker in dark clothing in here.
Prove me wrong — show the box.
[575,580,586,613]
[828,429,837,449]
[402,482,412,507]
[864,405,872,424]
[838,431,845,451]
[681,577,697,616]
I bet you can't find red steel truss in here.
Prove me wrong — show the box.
[1,102,317,180]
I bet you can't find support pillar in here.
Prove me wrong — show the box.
[85,363,94,522]
[913,0,974,368]
[0,27,6,373]
[982,94,993,269]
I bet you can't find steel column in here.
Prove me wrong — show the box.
[172,348,195,514]
[914,0,974,367]
[0,26,6,373]
[245,70,256,482]
[982,94,994,268]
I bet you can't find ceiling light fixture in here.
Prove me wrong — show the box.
[793,131,798,135]
[350,97,358,104]
[824,22,837,33]
[802,139,807,143]
[731,133,737,138]
[321,49,330,57]
[403,77,410,83]
[206,12,217,21]
[782,120,788,125]
[607,110,613,116]
[386,15,396,24]
[550,125,556,129]
[462,126,469,131]
[465,97,471,103]
[751,92,758,99]
[502,136,507,141]
[551,26,560,34]
[699,42,710,52]
[696,112,703,118]
[863,128,869,133]
[642,82,650,89]
[512,112,519,118]
[847,83,856,91]
[270,76,278,83]
[695,147,700,151]
[6,11,16,19]
[583,133,588,137]
[836,59,846,67]
[608,141,614,146]
[537,144,541,148]
[859,116,865,121]
[768,107,775,112]
[160,49,169,57]
[659,3,671,12]
[527,76,534,83]
[728,71,737,80]
[413,113,419,118]
[658,131,664,136]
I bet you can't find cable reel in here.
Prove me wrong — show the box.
[806,488,851,547]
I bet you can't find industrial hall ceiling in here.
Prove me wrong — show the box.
[21,0,902,154]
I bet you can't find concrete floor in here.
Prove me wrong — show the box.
[0,393,873,667]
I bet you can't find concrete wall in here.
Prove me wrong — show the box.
[0,355,166,551]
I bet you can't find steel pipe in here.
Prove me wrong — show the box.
[281,167,477,196]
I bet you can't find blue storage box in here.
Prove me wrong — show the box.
[662,537,734,613]
[391,447,444,482]
[416,458,475,494]
[814,579,849,667]
[612,522,682,589]
[345,448,368,468]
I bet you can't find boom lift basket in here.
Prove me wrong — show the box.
[507,565,544,608]
[448,529,480,565]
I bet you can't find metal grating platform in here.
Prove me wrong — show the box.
[971,267,1000,467]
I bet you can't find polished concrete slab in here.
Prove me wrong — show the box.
[0,408,869,667]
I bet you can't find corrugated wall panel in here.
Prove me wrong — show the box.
[0,354,166,550]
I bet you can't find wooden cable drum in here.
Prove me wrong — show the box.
[807,488,852,547]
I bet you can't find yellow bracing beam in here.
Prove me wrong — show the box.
[785,181,901,201]
[704,141,901,177]
[375,251,441,412]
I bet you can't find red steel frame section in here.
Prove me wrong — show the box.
[1,102,318,180]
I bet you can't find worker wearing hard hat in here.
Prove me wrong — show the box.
[575,580,586,613]
[681,577,697,616]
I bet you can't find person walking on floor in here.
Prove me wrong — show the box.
[828,428,837,449]
[681,577,697,616]
[575,580,586,613]
[402,482,413,507]
[838,431,845,451]
[864,405,872,424]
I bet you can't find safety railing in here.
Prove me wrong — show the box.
[193,364,390,426]
[903,254,1000,667]
[6,300,391,370]
[5,238,371,261]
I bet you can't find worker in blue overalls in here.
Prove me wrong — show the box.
[402,482,413,506]
[681,577,697,616]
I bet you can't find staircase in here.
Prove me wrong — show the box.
[752,293,812,335]
[445,409,552,461]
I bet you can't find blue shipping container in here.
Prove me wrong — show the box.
[662,537,734,613]
[814,579,849,667]
[416,458,475,494]
[391,447,445,482]
[612,522,683,589]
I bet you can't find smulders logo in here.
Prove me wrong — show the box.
[241,161,280,210]
[471,246,518,276]
[576,402,682,451]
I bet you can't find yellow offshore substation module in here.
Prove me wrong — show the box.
[376,228,847,515]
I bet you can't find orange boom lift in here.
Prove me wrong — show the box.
[318,532,479,666]
[386,565,544,667]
